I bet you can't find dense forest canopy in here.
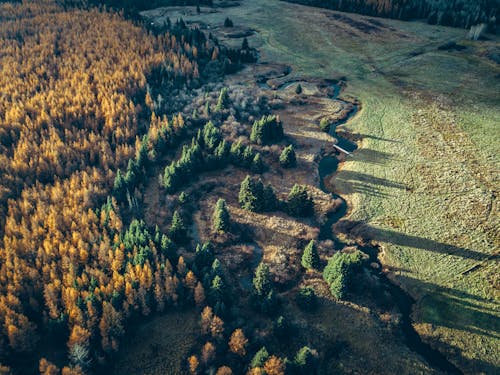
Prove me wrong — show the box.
[282,0,499,29]
[0,0,225,372]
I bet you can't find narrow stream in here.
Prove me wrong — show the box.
[317,85,463,375]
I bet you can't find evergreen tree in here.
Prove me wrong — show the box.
[251,347,269,368]
[301,240,319,270]
[253,262,271,297]
[195,242,215,271]
[210,275,225,303]
[213,198,230,233]
[238,175,262,212]
[113,169,126,200]
[294,346,316,370]
[203,121,222,151]
[250,115,284,145]
[178,191,188,204]
[262,184,277,211]
[251,152,264,174]
[295,84,303,94]
[224,17,234,27]
[323,251,363,299]
[215,87,229,112]
[279,145,297,168]
[287,184,314,217]
[242,37,249,50]
[169,210,187,243]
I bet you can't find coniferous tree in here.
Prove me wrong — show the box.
[251,347,269,368]
[242,37,249,50]
[323,251,363,299]
[213,199,230,233]
[253,262,271,297]
[301,240,319,270]
[262,184,277,211]
[250,115,284,145]
[287,184,314,217]
[224,17,234,27]
[113,169,126,200]
[239,175,261,212]
[251,153,264,174]
[279,145,297,168]
[294,346,316,370]
[295,84,303,94]
[215,88,229,112]
[169,210,187,243]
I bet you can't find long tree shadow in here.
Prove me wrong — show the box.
[352,148,395,165]
[336,220,490,261]
[396,275,500,341]
[335,170,407,190]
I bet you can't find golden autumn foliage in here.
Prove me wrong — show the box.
[228,328,248,356]
[188,355,199,375]
[0,0,210,368]
[263,356,285,375]
[216,366,233,375]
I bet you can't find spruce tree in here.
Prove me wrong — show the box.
[251,347,269,368]
[295,84,303,94]
[253,262,271,297]
[301,240,319,270]
[215,88,229,112]
[251,152,264,174]
[262,184,277,211]
[279,145,297,168]
[213,199,230,233]
[239,175,259,212]
[169,210,187,243]
[242,37,249,50]
[287,184,314,217]
[250,115,283,145]
[113,169,126,200]
[224,17,234,27]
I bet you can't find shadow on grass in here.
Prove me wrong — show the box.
[335,170,407,190]
[401,276,500,339]
[336,220,490,261]
[352,148,395,165]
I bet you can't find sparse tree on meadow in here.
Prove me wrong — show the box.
[213,199,231,233]
[279,145,297,168]
[301,240,319,270]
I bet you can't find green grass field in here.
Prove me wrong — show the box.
[142,1,499,372]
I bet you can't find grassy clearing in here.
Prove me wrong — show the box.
[143,1,500,372]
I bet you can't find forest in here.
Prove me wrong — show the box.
[282,0,500,29]
[1,0,498,374]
